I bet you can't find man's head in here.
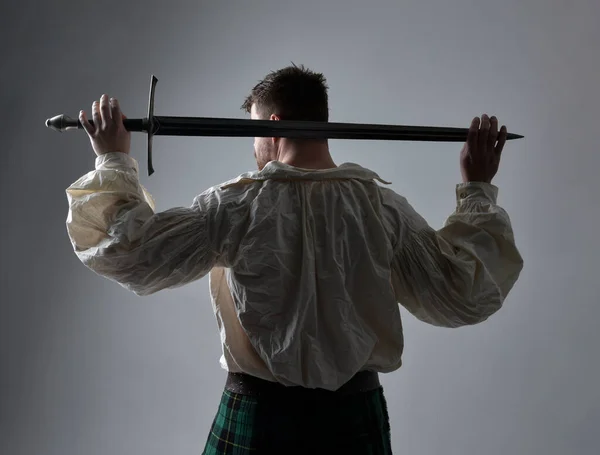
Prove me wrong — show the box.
[241,63,329,170]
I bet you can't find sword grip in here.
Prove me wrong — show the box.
[45,114,145,133]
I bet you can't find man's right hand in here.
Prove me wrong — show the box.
[460,114,507,184]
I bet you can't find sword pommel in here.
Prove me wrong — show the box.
[45,114,81,132]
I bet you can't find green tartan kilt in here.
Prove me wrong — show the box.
[201,385,392,454]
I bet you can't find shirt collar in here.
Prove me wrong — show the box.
[220,161,391,189]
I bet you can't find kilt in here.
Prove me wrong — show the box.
[201,380,392,454]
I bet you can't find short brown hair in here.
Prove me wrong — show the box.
[241,63,329,122]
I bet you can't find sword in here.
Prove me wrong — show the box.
[45,75,524,176]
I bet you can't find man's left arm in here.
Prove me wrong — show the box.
[66,152,234,296]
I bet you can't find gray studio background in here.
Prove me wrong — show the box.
[1,0,599,454]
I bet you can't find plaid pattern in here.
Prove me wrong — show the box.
[202,385,392,454]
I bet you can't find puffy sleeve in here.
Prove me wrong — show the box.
[385,182,524,328]
[65,152,250,296]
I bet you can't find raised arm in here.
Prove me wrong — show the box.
[387,114,524,327]
[386,183,523,327]
[66,95,252,296]
[65,152,242,296]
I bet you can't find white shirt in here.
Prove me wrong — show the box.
[65,152,524,391]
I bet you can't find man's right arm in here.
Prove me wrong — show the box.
[385,182,524,328]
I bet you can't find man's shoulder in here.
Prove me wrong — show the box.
[374,183,412,216]
[193,172,265,210]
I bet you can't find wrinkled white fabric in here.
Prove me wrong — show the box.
[66,152,523,390]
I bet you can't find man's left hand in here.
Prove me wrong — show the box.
[79,94,131,157]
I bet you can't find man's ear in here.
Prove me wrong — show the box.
[270,114,280,145]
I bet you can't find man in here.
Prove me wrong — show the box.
[66,64,524,454]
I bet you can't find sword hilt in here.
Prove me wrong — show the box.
[44,115,146,133]
[44,75,159,176]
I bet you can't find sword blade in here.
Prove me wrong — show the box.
[152,116,494,141]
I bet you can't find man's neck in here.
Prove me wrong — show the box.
[278,141,336,170]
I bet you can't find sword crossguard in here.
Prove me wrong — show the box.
[145,75,158,176]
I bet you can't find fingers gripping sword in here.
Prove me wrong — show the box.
[45,75,524,176]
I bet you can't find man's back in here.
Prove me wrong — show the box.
[212,161,404,390]
[157,159,522,391]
